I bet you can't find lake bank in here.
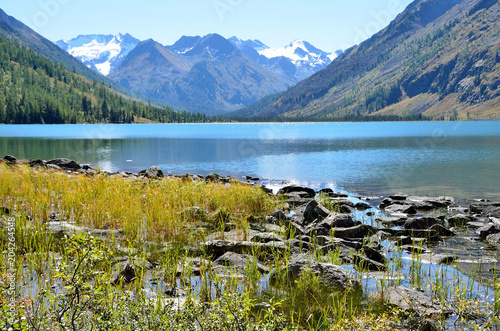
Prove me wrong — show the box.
[2,122,500,203]
[1,155,500,329]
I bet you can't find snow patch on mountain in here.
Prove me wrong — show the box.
[259,40,337,67]
[56,33,141,76]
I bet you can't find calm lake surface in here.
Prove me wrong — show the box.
[1,121,499,201]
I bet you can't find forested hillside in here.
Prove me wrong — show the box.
[244,0,500,120]
[0,36,210,124]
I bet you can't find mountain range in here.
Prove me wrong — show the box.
[237,0,500,120]
[55,33,339,114]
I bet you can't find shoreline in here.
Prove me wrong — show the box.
[2,154,500,329]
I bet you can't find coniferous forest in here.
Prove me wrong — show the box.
[0,36,213,124]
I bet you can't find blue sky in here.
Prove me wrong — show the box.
[1,0,414,51]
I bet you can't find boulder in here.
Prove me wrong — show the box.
[205,173,231,183]
[29,159,46,168]
[46,158,81,170]
[362,246,386,264]
[330,224,374,239]
[404,217,441,230]
[470,202,500,216]
[3,155,17,164]
[477,223,500,240]
[486,233,500,246]
[384,203,417,215]
[378,286,445,316]
[212,252,268,276]
[139,166,164,178]
[204,240,288,258]
[277,185,316,198]
[282,254,360,291]
[407,196,455,209]
[355,201,372,210]
[312,214,357,234]
[111,262,136,284]
[447,214,473,227]
[388,193,408,201]
[429,224,455,237]
[47,222,86,237]
[303,200,330,225]
[250,232,284,243]
[353,254,386,271]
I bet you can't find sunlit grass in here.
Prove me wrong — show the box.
[0,163,276,243]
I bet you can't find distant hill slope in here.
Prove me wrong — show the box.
[109,34,294,115]
[248,0,500,120]
[0,35,210,124]
[0,8,127,93]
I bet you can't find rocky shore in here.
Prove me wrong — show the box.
[2,154,500,328]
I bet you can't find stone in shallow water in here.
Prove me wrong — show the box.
[278,254,361,291]
[374,286,446,316]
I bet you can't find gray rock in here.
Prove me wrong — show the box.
[47,222,86,236]
[394,236,426,247]
[407,196,455,209]
[477,223,500,240]
[270,210,287,222]
[354,254,386,271]
[278,185,316,198]
[29,159,46,168]
[46,164,62,171]
[3,155,17,164]
[429,224,455,237]
[447,214,473,227]
[400,245,428,254]
[313,214,356,234]
[355,201,372,210]
[362,246,386,264]
[376,216,408,228]
[470,202,500,216]
[467,221,488,229]
[204,240,288,258]
[303,200,330,225]
[284,239,312,253]
[46,158,81,170]
[420,253,457,265]
[284,193,312,207]
[205,173,231,183]
[378,286,444,316]
[404,217,441,230]
[388,193,408,201]
[283,254,360,291]
[486,233,500,245]
[212,252,268,275]
[139,166,164,178]
[330,224,374,239]
[111,262,136,284]
[385,203,417,215]
[251,232,284,243]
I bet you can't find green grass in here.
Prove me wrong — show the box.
[1,164,499,330]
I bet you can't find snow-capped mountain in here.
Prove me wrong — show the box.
[56,33,141,76]
[230,37,342,82]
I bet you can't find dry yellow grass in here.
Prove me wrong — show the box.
[0,163,276,242]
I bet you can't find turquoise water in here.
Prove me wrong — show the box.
[1,121,499,201]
